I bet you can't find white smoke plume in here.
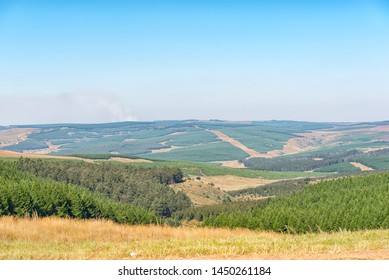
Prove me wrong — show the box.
[0,92,136,125]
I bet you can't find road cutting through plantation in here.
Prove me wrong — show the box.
[209,129,342,159]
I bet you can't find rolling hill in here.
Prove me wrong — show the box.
[1,120,389,173]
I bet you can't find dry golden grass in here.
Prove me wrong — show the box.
[192,175,274,191]
[1,217,388,260]
[172,175,274,206]
[0,150,94,163]
[217,160,246,168]
[350,162,374,171]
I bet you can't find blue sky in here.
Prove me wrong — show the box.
[0,0,388,124]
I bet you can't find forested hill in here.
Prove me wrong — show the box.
[1,120,389,166]
[14,158,192,217]
[0,161,158,224]
[203,171,389,233]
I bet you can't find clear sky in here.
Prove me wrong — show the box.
[0,0,388,125]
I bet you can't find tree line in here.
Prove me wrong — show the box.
[0,161,158,224]
[243,149,389,172]
[15,158,192,217]
[203,171,389,233]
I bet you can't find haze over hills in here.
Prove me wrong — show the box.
[1,119,389,173]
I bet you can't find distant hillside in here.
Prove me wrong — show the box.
[0,120,388,170]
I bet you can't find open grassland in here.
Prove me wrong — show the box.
[0,217,388,260]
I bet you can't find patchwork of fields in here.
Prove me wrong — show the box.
[1,120,389,172]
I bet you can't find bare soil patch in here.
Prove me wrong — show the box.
[151,145,183,154]
[350,162,374,171]
[109,157,152,163]
[266,131,341,157]
[172,178,229,206]
[197,175,273,191]
[122,138,136,142]
[209,130,265,158]
[216,160,246,168]
[169,131,187,136]
[363,146,389,153]
[173,175,274,206]
[0,150,93,163]
[24,143,62,155]
[0,128,38,147]
[209,129,342,159]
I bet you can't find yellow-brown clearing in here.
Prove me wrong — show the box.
[109,157,152,163]
[1,217,388,260]
[151,145,183,153]
[0,128,38,147]
[208,130,266,158]
[266,131,341,157]
[209,129,342,159]
[191,175,273,192]
[0,150,94,163]
[169,131,187,136]
[172,175,273,206]
[172,177,232,206]
[363,147,389,153]
[216,160,246,168]
[24,143,62,154]
[350,162,374,171]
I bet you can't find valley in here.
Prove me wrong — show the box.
[1,120,389,260]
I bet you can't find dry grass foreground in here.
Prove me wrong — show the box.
[1,217,388,260]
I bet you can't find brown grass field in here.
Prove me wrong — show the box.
[0,150,94,162]
[0,217,388,260]
[350,162,375,171]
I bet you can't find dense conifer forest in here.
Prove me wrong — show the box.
[203,172,389,233]
[14,158,192,217]
[243,149,389,172]
[0,161,158,224]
